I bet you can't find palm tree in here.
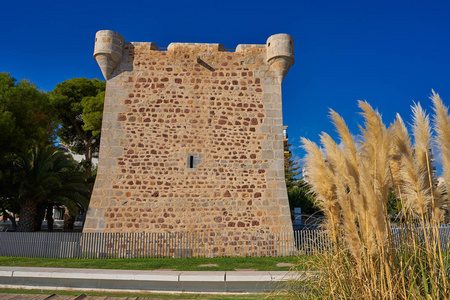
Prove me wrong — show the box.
[14,145,89,232]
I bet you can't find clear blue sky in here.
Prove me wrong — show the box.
[2,0,450,170]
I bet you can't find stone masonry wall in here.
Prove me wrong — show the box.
[84,32,294,256]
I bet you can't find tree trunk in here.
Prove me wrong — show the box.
[85,136,95,181]
[69,115,93,180]
[63,207,75,231]
[46,203,54,232]
[17,200,38,232]
[34,203,46,231]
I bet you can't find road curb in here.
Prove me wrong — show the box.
[0,267,302,293]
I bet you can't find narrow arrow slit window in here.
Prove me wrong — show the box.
[187,153,200,170]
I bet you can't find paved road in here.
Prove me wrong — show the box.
[0,294,192,300]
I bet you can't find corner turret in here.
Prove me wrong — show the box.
[94,30,125,80]
[266,34,295,83]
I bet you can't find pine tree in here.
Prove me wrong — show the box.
[284,145,302,189]
[283,133,319,218]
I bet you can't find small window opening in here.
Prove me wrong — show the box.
[187,153,201,170]
[189,155,194,168]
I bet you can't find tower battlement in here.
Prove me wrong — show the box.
[87,30,295,256]
[266,34,295,83]
[94,30,125,80]
[94,30,294,83]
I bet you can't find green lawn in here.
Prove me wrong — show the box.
[0,255,314,271]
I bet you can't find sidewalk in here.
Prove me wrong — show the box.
[0,266,303,294]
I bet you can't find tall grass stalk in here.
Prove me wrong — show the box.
[294,95,450,299]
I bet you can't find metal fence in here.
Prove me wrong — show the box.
[0,227,448,259]
[0,230,330,259]
[390,225,450,251]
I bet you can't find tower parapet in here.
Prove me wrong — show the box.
[266,34,295,83]
[94,30,125,80]
[167,43,225,52]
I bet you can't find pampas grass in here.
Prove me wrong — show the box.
[291,93,450,299]
[431,91,450,221]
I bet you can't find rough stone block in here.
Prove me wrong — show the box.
[109,147,123,157]
[83,218,98,229]
[262,150,274,159]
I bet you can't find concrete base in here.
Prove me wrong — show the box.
[0,267,301,294]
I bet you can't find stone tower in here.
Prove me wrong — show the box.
[84,30,295,256]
